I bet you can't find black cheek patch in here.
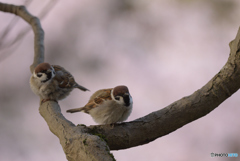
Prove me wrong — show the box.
[47,72,52,79]
[115,96,120,100]
[123,95,130,106]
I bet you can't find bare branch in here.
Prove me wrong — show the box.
[1,1,240,160]
[0,0,32,45]
[0,2,115,161]
[87,27,240,150]
[0,2,44,73]
[38,27,240,154]
[39,101,115,161]
[0,0,58,52]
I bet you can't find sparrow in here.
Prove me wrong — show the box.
[30,62,89,103]
[66,85,133,125]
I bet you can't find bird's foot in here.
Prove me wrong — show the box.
[41,99,58,104]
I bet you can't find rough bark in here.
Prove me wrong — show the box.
[1,2,240,161]
[0,2,114,161]
[88,33,240,150]
[39,101,115,161]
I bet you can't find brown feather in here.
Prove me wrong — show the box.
[66,88,112,114]
[52,65,75,88]
[113,85,129,96]
[84,88,112,113]
[52,65,89,91]
[34,63,51,73]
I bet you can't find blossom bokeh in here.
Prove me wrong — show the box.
[0,0,240,161]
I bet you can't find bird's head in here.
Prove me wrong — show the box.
[112,85,132,106]
[33,63,56,83]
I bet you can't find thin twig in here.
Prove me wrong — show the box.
[0,0,58,63]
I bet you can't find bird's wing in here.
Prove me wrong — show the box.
[52,65,76,88]
[53,65,89,91]
[66,88,113,114]
[82,88,113,113]
[90,88,112,100]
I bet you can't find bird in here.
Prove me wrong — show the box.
[66,85,133,125]
[30,62,89,103]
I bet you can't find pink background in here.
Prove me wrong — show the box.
[0,0,240,161]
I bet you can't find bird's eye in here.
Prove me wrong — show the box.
[115,96,120,100]
[37,73,42,77]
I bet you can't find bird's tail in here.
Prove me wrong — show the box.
[74,83,90,91]
[66,107,84,113]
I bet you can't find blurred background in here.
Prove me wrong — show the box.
[0,0,240,161]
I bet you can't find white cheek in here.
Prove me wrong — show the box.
[34,73,48,82]
[40,74,48,81]
[33,72,38,78]
[114,97,125,105]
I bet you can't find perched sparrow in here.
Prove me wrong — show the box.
[66,85,133,125]
[30,62,89,103]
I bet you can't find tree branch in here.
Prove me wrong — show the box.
[2,1,240,160]
[39,101,115,161]
[0,2,115,161]
[87,27,240,150]
[0,2,44,73]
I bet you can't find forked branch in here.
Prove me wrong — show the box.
[0,2,114,161]
[1,2,240,161]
